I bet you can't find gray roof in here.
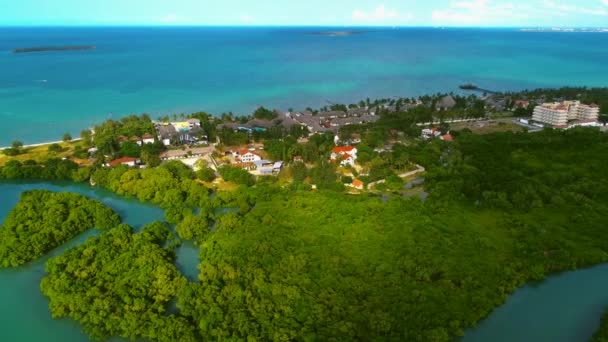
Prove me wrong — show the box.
[157,124,177,140]
[437,95,457,109]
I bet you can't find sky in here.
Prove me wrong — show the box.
[1,0,608,27]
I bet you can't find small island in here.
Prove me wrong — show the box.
[11,45,96,54]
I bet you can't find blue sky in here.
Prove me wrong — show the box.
[1,0,608,27]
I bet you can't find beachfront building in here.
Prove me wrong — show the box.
[532,101,600,127]
[330,146,358,167]
[532,103,569,126]
[156,121,207,146]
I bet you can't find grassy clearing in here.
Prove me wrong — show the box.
[0,141,89,166]
[450,120,525,135]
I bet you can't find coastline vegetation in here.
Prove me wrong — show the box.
[0,190,120,267]
[0,86,607,340]
[40,222,196,341]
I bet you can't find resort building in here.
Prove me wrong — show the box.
[330,146,358,167]
[156,121,207,146]
[532,101,600,127]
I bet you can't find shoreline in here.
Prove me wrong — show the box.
[0,138,82,150]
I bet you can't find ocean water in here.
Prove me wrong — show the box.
[0,27,607,145]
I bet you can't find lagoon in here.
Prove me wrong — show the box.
[463,264,608,342]
[0,181,166,341]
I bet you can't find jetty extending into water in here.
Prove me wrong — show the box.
[459,83,498,94]
[11,46,96,54]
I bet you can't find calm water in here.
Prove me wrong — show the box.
[1,27,607,145]
[463,264,608,342]
[0,181,165,341]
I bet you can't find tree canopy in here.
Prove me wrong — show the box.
[0,190,120,267]
[40,222,196,341]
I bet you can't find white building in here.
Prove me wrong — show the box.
[237,150,262,163]
[330,146,358,167]
[533,101,600,127]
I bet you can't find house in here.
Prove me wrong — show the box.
[236,162,257,171]
[187,118,201,128]
[237,150,262,163]
[330,146,358,167]
[142,133,155,144]
[130,136,142,146]
[514,100,530,109]
[352,179,364,190]
[421,128,442,140]
[440,134,454,141]
[254,160,275,174]
[107,157,140,167]
[156,122,207,146]
[436,95,457,111]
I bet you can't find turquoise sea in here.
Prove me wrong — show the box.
[0,27,607,145]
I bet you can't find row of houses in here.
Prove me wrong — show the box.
[289,110,380,134]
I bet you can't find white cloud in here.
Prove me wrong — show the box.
[543,0,608,16]
[432,0,607,25]
[603,0,608,6]
[432,0,529,25]
[352,5,412,23]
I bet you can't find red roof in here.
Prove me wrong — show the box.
[441,134,454,141]
[352,179,363,188]
[332,146,355,154]
[109,157,138,167]
[117,136,129,142]
[142,133,155,139]
[239,149,259,157]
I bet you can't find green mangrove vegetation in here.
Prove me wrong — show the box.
[40,222,197,341]
[0,190,120,267]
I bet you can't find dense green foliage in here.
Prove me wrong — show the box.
[41,222,196,341]
[91,161,209,223]
[217,165,255,186]
[0,159,81,181]
[252,106,278,120]
[0,190,120,267]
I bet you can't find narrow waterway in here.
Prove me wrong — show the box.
[463,264,608,342]
[0,181,165,341]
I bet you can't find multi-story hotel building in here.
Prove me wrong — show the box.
[532,101,600,127]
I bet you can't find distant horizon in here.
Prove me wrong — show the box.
[1,25,608,29]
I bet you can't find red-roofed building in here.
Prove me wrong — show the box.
[330,146,358,166]
[440,134,454,142]
[352,179,364,190]
[107,157,140,167]
[237,151,262,163]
